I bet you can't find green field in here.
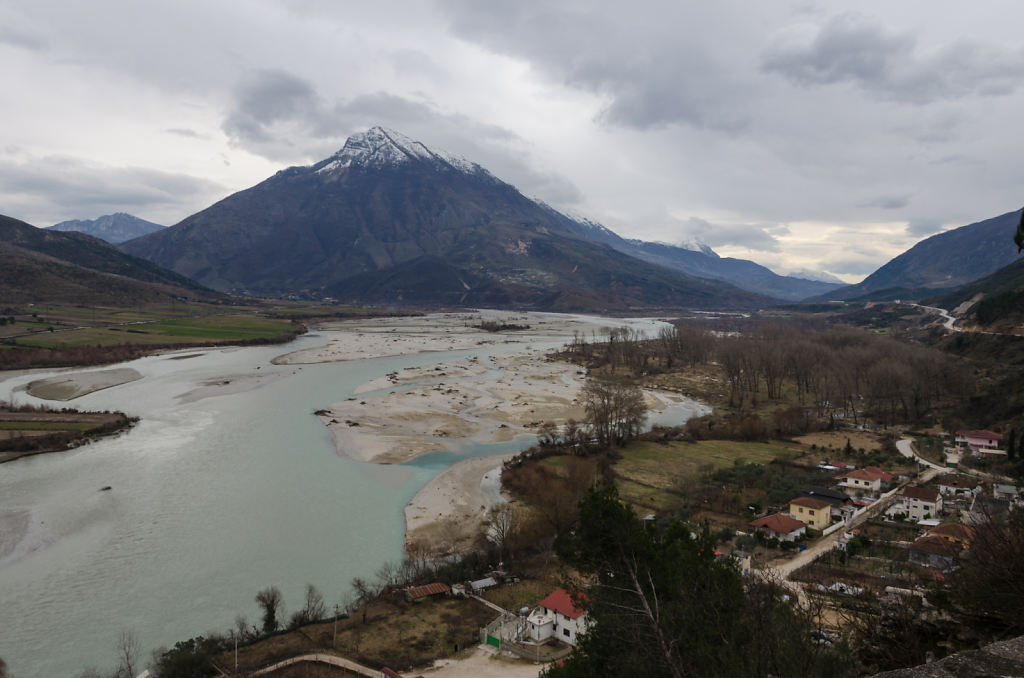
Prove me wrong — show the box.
[613,439,802,513]
[8,313,299,348]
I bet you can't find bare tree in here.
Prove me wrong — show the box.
[255,586,284,633]
[487,502,521,561]
[581,377,647,448]
[116,630,140,678]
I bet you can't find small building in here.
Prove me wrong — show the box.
[837,468,883,494]
[749,513,807,542]
[994,484,1020,502]
[470,577,498,593]
[404,582,450,602]
[886,486,943,522]
[528,588,588,646]
[936,475,984,499]
[955,430,1003,454]
[909,534,963,572]
[927,522,976,547]
[966,495,1012,526]
[799,487,855,522]
[789,496,832,530]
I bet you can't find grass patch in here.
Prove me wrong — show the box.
[481,578,558,612]
[10,314,297,348]
[224,597,496,674]
[611,439,800,515]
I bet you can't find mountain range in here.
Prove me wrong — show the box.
[0,214,215,306]
[47,212,164,244]
[818,209,1023,302]
[551,213,842,301]
[121,127,775,311]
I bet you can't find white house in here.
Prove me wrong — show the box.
[838,468,883,493]
[955,430,1003,454]
[528,588,588,646]
[886,486,943,522]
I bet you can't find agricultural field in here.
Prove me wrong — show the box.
[612,439,802,514]
[0,408,133,463]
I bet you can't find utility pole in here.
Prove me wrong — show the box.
[333,604,340,649]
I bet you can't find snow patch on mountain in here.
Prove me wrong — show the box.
[317,126,484,175]
[784,268,845,284]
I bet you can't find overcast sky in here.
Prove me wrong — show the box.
[3,1,1023,282]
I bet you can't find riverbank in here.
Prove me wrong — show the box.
[318,352,586,464]
[26,368,142,400]
[269,311,688,551]
[404,454,515,553]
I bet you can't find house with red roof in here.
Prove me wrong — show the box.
[749,513,807,542]
[528,588,588,646]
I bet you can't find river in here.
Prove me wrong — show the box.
[0,315,697,676]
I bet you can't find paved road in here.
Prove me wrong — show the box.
[896,437,949,472]
[906,303,960,332]
[765,439,946,581]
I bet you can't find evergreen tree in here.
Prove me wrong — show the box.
[547,485,850,678]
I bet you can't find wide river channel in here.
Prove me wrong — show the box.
[0,315,701,676]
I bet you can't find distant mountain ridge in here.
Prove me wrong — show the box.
[122,126,771,311]
[0,214,215,305]
[47,212,164,244]
[819,210,1024,301]
[543,204,842,301]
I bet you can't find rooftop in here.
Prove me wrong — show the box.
[749,513,806,534]
[903,486,940,503]
[791,496,832,510]
[956,429,1003,440]
[538,588,587,620]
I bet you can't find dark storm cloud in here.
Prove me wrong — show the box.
[0,26,48,51]
[437,2,752,131]
[676,217,785,252]
[0,155,225,225]
[859,194,910,210]
[762,13,1024,104]
[222,69,320,146]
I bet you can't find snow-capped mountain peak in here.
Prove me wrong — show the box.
[316,126,483,175]
[785,268,845,284]
[676,237,718,258]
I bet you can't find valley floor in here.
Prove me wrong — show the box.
[270,311,695,550]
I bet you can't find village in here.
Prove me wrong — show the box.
[209,425,1020,678]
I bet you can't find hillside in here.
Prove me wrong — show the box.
[927,257,1024,330]
[0,214,217,305]
[820,210,1023,301]
[121,127,771,312]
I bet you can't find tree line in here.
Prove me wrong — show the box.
[566,323,975,428]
